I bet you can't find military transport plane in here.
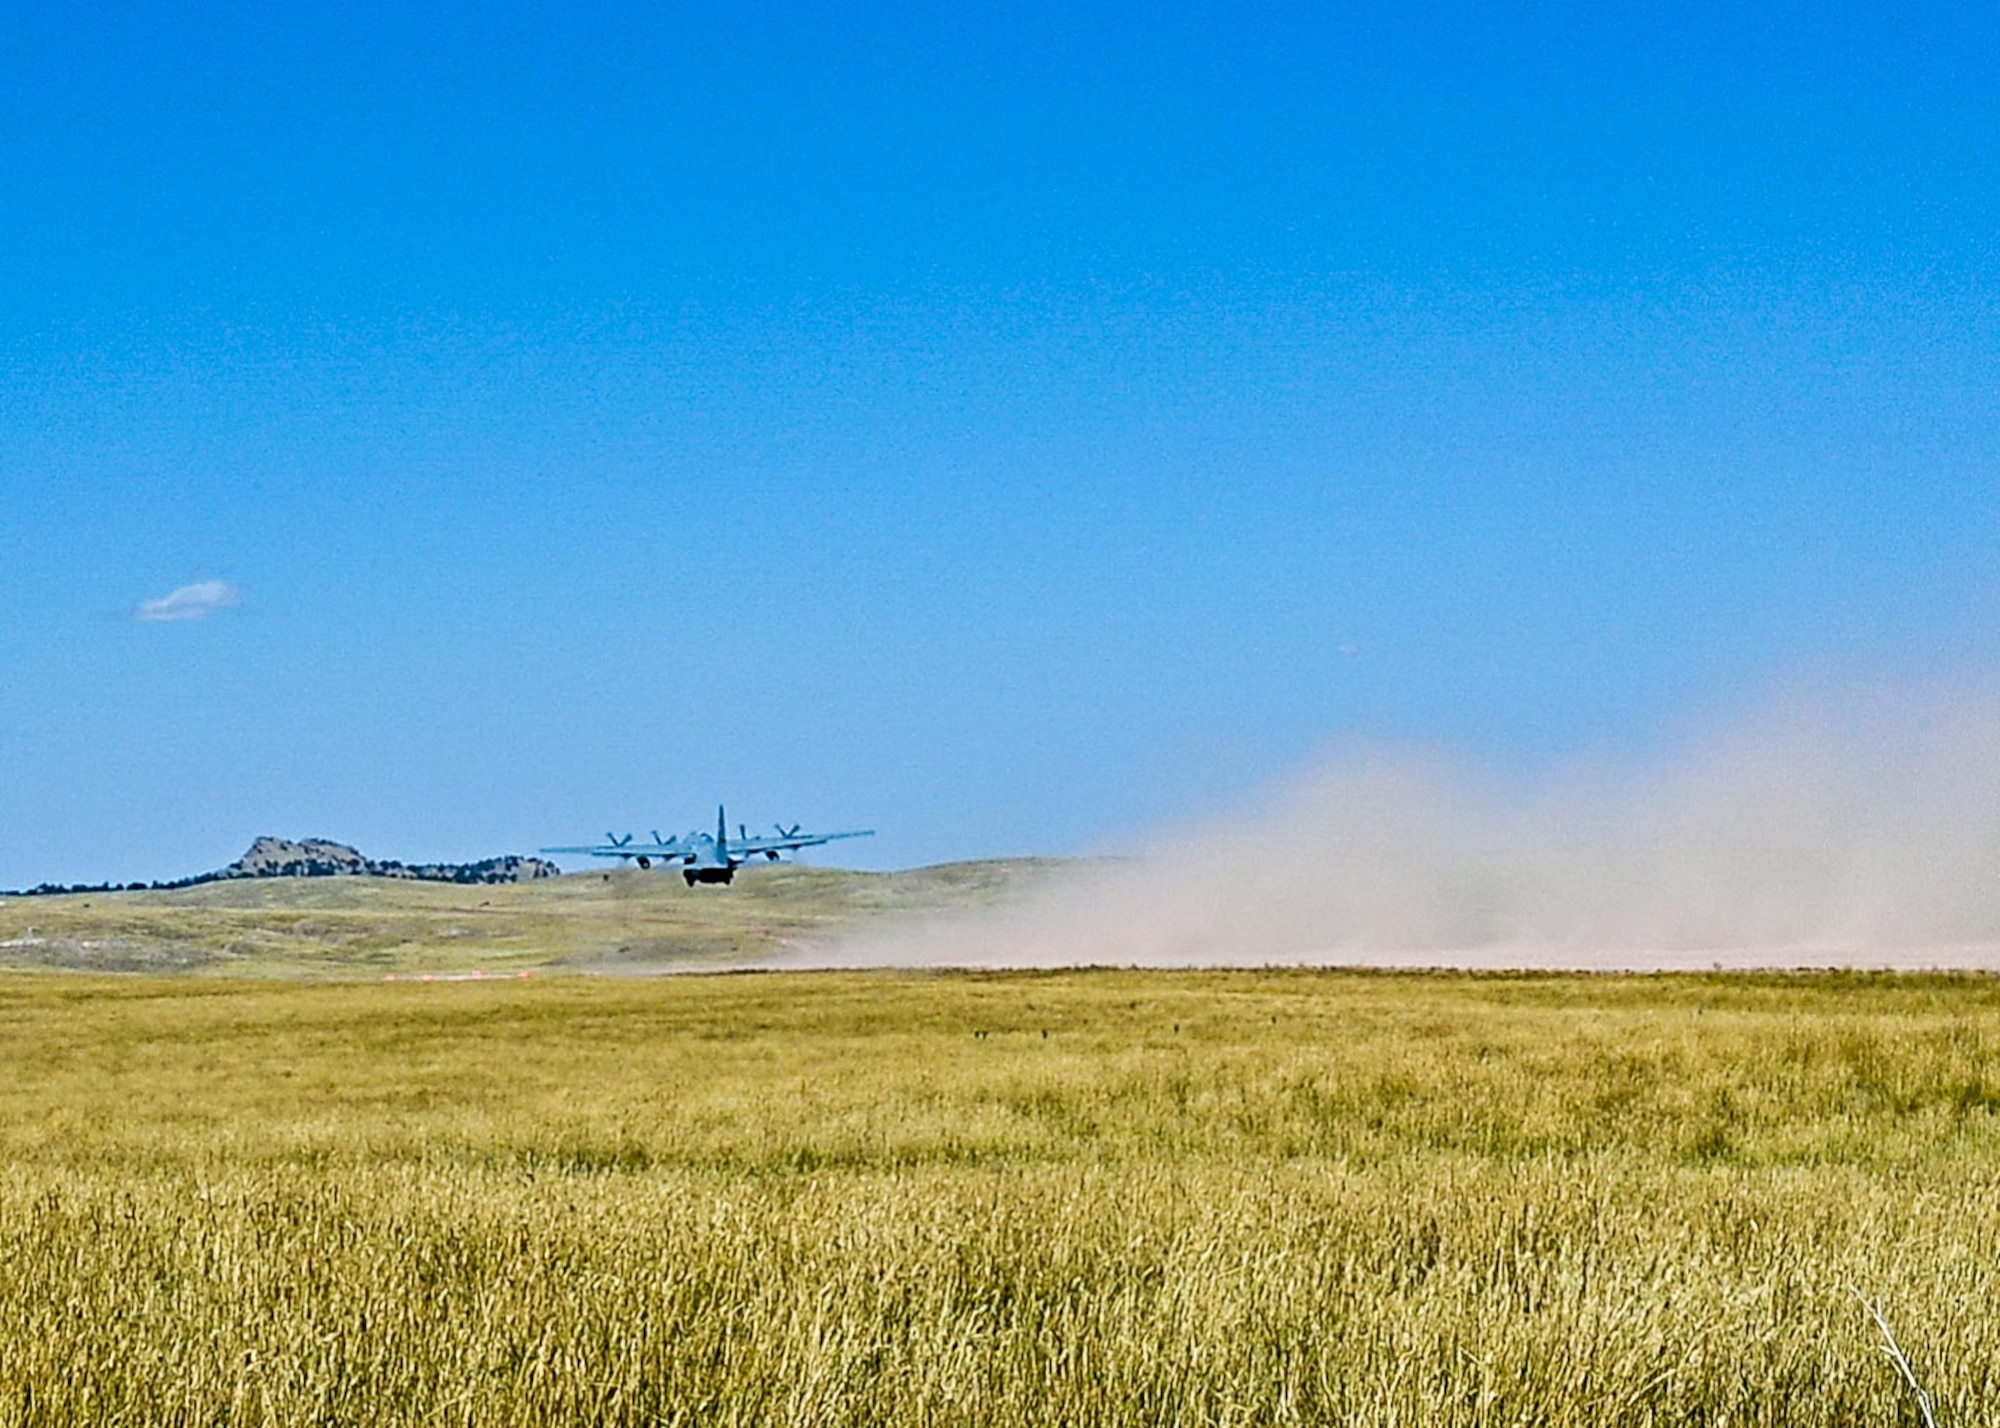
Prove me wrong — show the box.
[541,808,873,886]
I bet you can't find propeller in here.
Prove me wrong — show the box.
[775,823,802,838]
[608,832,632,847]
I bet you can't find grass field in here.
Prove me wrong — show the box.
[0,862,1057,976]
[4,964,1999,1424]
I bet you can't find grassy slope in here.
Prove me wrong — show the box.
[3,969,1999,1423]
[0,858,1059,976]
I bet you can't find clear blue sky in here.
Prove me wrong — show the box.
[4,1,1998,885]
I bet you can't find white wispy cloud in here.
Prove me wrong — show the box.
[135,580,241,623]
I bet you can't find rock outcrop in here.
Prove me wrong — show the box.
[228,837,372,878]
[221,837,562,885]
[8,839,562,895]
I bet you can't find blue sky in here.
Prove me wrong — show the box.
[4,1,1998,884]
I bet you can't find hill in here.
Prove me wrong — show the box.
[0,859,1065,977]
[224,835,563,884]
[11,835,562,896]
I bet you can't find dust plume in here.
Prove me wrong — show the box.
[795,682,2000,971]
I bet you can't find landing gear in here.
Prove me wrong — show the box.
[683,871,697,887]
[636,856,651,870]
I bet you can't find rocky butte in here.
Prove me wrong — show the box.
[9,838,561,896]
[224,837,562,885]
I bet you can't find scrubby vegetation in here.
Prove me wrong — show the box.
[1,968,1995,1423]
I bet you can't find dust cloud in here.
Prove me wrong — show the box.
[789,683,2000,971]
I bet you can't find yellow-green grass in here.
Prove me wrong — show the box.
[4,969,1999,1423]
[0,860,1054,977]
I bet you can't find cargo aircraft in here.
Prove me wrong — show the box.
[542,807,873,885]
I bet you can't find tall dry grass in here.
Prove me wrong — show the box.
[1,969,1996,1424]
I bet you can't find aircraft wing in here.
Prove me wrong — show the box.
[539,835,686,859]
[731,827,874,858]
